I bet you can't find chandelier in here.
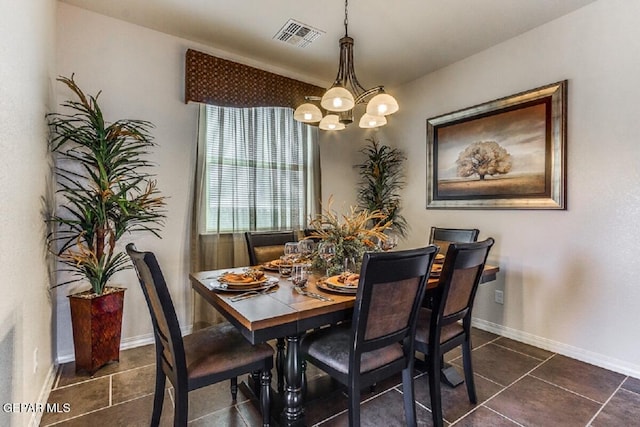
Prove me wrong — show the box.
[294,0,398,131]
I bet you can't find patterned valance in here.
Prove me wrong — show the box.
[185,49,325,108]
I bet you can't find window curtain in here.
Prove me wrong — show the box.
[191,105,321,326]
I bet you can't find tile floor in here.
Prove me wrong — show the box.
[41,328,640,426]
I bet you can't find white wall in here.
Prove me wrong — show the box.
[54,3,200,359]
[54,3,338,361]
[0,0,57,425]
[385,0,640,377]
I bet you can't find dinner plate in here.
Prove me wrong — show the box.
[316,280,357,295]
[430,264,443,277]
[325,275,359,289]
[211,282,278,293]
[262,259,293,271]
[218,274,268,286]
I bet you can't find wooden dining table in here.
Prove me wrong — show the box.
[190,264,499,426]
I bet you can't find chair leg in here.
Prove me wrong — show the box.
[462,337,477,403]
[151,365,166,427]
[428,355,444,427]
[173,384,189,427]
[402,367,417,427]
[230,377,238,401]
[260,369,272,427]
[348,381,361,427]
[252,370,261,397]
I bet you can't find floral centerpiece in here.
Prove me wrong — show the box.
[308,198,392,276]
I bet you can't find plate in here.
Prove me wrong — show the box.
[325,275,359,289]
[262,259,292,271]
[317,280,357,295]
[212,283,278,293]
[430,264,443,277]
[218,273,268,286]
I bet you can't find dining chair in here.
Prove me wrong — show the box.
[126,244,274,427]
[301,246,438,427]
[414,238,494,427]
[429,226,479,255]
[244,230,297,266]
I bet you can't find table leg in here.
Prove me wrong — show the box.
[282,334,305,426]
[276,337,285,394]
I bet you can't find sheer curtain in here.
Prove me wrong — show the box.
[191,104,320,326]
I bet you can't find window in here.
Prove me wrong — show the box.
[201,105,319,233]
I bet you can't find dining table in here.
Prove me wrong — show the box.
[190,263,499,426]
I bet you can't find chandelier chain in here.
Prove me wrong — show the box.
[344,0,349,36]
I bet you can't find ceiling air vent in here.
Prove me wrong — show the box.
[273,19,324,48]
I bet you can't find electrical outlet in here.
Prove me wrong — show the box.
[33,348,38,374]
[494,290,504,304]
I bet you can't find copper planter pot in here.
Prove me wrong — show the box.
[68,287,125,375]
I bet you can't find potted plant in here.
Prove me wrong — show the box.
[354,137,408,238]
[47,75,165,374]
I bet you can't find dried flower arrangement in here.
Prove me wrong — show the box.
[308,197,391,275]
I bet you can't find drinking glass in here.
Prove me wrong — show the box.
[278,255,292,277]
[317,241,336,277]
[291,263,309,288]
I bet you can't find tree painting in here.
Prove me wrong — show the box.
[456,141,512,180]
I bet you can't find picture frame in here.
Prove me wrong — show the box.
[426,80,567,209]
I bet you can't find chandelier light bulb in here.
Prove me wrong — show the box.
[359,113,387,129]
[321,86,355,112]
[319,114,346,131]
[366,93,399,116]
[294,103,323,123]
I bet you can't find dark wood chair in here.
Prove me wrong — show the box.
[244,230,297,266]
[301,246,438,427]
[126,244,274,427]
[429,226,480,255]
[414,238,494,427]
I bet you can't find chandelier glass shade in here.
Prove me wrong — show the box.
[294,0,398,130]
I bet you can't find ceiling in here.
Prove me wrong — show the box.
[60,0,596,88]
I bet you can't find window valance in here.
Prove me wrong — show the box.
[185,49,324,108]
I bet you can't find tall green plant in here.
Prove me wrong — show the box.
[355,137,408,237]
[47,75,165,295]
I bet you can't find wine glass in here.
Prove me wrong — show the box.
[380,234,398,251]
[298,239,315,261]
[343,257,358,274]
[284,241,300,263]
[291,263,308,288]
[317,241,336,277]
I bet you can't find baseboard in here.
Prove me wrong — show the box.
[28,363,57,427]
[472,317,640,379]
[55,324,193,364]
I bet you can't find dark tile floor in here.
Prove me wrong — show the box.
[41,329,640,426]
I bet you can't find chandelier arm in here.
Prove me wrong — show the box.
[354,86,385,105]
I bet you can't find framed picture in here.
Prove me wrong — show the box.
[427,80,567,209]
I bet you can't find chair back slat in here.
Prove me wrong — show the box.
[244,231,297,265]
[352,246,437,357]
[126,244,186,378]
[429,227,479,255]
[434,239,494,326]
